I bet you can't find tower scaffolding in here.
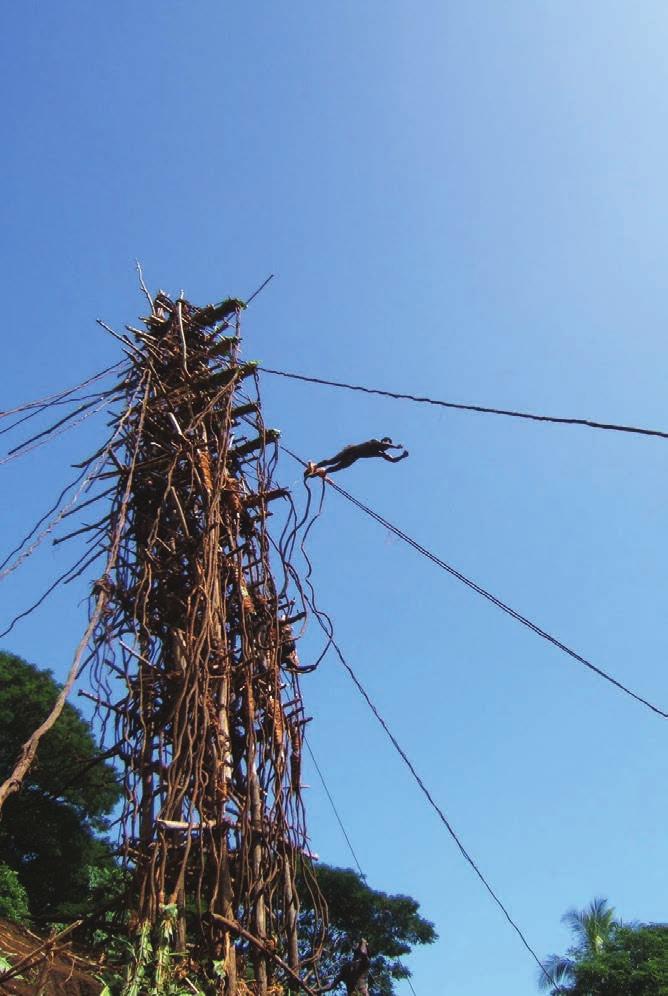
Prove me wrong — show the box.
[72,291,327,994]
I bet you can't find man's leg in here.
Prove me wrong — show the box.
[315,455,339,469]
[305,454,342,478]
[318,454,357,474]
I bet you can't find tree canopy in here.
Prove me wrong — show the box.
[0,650,121,918]
[540,899,668,996]
[539,897,619,991]
[299,863,436,995]
[570,925,668,996]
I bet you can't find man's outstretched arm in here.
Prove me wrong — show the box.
[380,448,409,463]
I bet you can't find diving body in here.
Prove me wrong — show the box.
[304,438,408,478]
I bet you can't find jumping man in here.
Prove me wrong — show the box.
[304,438,408,478]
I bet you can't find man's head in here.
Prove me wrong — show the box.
[380,436,392,444]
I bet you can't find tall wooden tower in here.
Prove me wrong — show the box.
[82,292,324,993]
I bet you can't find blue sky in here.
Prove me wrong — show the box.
[2,3,668,994]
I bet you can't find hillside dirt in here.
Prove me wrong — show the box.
[0,918,103,995]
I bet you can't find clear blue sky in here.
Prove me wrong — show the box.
[2,4,668,994]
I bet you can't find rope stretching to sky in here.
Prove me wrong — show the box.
[282,445,668,720]
[300,561,562,992]
[262,367,668,441]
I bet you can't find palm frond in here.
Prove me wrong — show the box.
[561,898,617,954]
[537,953,575,991]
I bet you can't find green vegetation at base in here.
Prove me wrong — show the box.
[0,650,122,920]
[0,862,29,923]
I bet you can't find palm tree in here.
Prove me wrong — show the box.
[538,898,619,992]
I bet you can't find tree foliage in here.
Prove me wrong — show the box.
[299,864,436,995]
[540,899,668,996]
[0,650,122,918]
[569,925,668,996]
[0,861,29,923]
[539,897,619,990]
